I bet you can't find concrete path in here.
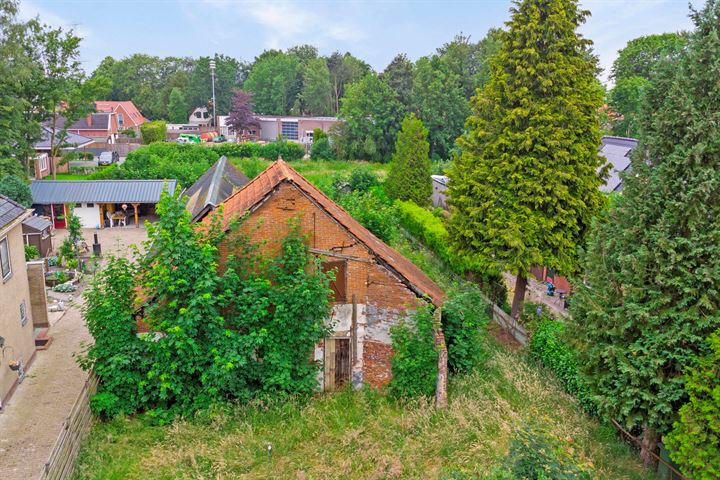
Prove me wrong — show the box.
[0,300,91,480]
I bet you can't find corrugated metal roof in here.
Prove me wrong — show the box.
[0,195,28,231]
[600,136,639,192]
[31,180,178,204]
[34,125,94,151]
[22,215,52,232]
[184,156,249,223]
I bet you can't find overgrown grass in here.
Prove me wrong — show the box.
[73,338,651,480]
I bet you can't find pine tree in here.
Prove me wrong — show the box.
[447,0,606,319]
[167,87,189,124]
[570,1,720,466]
[385,113,432,205]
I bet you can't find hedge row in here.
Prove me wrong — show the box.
[212,141,305,161]
[529,319,596,415]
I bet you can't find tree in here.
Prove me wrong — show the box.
[570,1,720,465]
[0,175,31,207]
[435,30,503,99]
[140,120,167,144]
[301,58,333,116]
[186,55,244,117]
[608,76,651,138]
[0,157,25,179]
[226,90,259,136]
[243,51,299,115]
[167,87,189,124]
[611,33,688,82]
[334,74,403,162]
[327,52,371,114]
[448,0,606,320]
[385,114,432,204]
[666,330,720,480]
[381,54,414,110]
[412,57,468,160]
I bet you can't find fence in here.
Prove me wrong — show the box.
[489,303,528,346]
[39,374,98,480]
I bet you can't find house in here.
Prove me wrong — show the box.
[0,196,36,410]
[254,115,340,143]
[183,156,249,223]
[33,125,94,179]
[21,216,53,258]
[30,179,178,229]
[600,136,639,192]
[64,112,119,148]
[209,160,444,390]
[431,175,449,209]
[189,107,212,127]
[95,101,146,133]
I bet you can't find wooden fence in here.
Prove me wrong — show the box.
[490,303,529,346]
[39,374,98,480]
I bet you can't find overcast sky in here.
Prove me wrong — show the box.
[19,0,699,84]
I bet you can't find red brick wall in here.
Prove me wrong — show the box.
[363,340,394,388]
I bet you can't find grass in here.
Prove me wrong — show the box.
[52,173,94,180]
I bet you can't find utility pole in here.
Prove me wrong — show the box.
[209,59,217,128]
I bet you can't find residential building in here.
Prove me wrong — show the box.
[0,196,36,410]
[33,125,93,179]
[208,160,444,390]
[600,136,639,192]
[431,175,449,209]
[64,113,119,148]
[254,115,340,143]
[189,107,212,127]
[94,101,146,133]
[30,179,178,229]
[184,156,249,223]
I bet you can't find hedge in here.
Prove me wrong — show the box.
[212,140,305,161]
[529,319,596,414]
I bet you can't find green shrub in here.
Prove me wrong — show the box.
[334,188,398,243]
[88,163,119,180]
[213,141,304,161]
[529,319,596,414]
[311,137,334,160]
[442,289,490,374]
[140,120,167,144]
[348,167,379,192]
[232,157,267,179]
[115,143,219,187]
[24,245,39,261]
[389,307,438,399]
[53,282,77,293]
[212,142,263,158]
[0,174,32,207]
[666,330,720,480]
[312,127,327,142]
[120,128,136,137]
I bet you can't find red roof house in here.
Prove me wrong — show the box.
[95,101,146,132]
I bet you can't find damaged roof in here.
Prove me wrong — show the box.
[184,156,249,223]
[215,160,445,307]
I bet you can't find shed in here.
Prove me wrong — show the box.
[21,216,53,257]
[30,179,178,229]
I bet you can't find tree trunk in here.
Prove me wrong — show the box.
[433,307,448,410]
[510,274,527,320]
[640,424,659,468]
[50,109,57,180]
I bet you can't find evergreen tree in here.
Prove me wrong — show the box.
[0,175,31,207]
[386,113,432,205]
[167,87,189,124]
[448,0,606,319]
[571,1,720,465]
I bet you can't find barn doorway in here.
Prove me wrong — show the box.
[324,337,351,390]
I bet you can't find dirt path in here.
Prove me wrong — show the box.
[0,299,91,480]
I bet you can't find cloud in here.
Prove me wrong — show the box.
[18,0,93,40]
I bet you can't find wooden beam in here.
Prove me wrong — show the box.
[133,203,139,228]
[309,248,372,264]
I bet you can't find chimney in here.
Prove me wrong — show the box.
[87,113,92,127]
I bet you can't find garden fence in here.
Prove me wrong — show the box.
[38,373,98,480]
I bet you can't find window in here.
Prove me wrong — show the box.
[117,113,124,126]
[39,154,48,172]
[86,203,94,208]
[20,300,27,327]
[321,260,347,303]
[195,111,202,119]
[281,121,299,140]
[0,237,11,282]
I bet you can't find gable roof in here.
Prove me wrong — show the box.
[0,195,28,231]
[95,101,146,127]
[600,136,639,192]
[35,125,94,151]
[22,215,52,232]
[184,156,249,223]
[68,113,112,132]
[31,180,178,204]
[216,160,444,307]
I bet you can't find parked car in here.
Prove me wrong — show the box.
[98,151,119,165]
[178,133,201,144]
[212,135,227,143]
[176,137,190,144]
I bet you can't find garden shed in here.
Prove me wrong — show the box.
[21,216,53,257]
[30,179,178,229]
[209,160,444,391]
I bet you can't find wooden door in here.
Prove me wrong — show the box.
[324,338,351,390]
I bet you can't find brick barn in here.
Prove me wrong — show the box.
[205,160,444,391]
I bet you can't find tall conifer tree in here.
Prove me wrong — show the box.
[386,113,432,205]
[448,0,605,319]
[571,0,720,465]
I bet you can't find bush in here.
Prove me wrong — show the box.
[529,319,596,414]
[0,174,32,207]
[334,188,398,243]
[389,307,438,398]
[24,245,39,261]
[312,127,327,142]
[120,128,136,137]
[53,282,77,293]
[311,137,334,160]
[348,167,379,192]
[442,289,490,374]
[115,143,220,187]
[212,142,263,158]
[88,163,119,180]
[0,157,25,178]
[666,330,720,480]
[213,141,304,161]
[140,120,167,144]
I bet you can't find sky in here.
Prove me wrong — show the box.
[18,0,700,85]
